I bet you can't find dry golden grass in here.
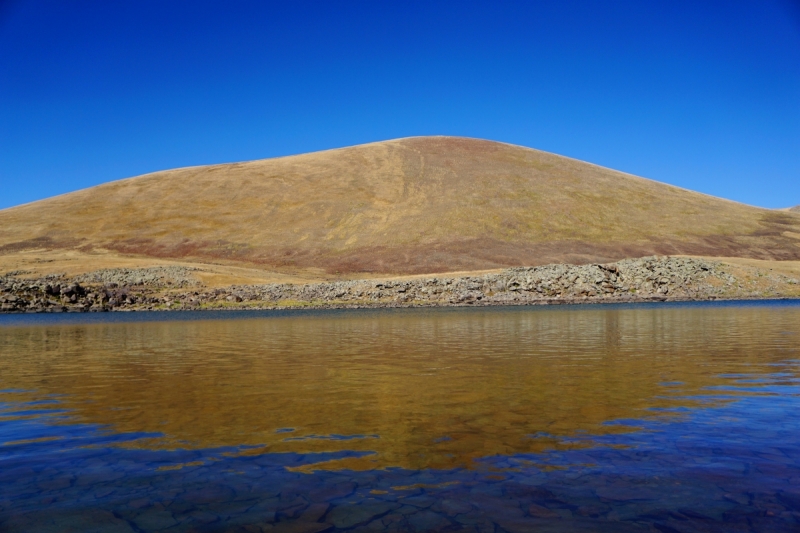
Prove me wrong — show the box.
[2,136,799,276]
[0,249,332,286]
[710,257,800,299]
[715,256,800,278]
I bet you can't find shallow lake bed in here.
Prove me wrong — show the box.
[1,302,799,532]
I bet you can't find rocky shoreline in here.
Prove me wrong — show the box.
[1,257,798,314]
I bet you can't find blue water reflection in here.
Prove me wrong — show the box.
[0,303,799,532]
[2,382,799,532]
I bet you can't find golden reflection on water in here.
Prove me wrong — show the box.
[0,306,798,470]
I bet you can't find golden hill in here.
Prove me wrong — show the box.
[1,136,799,275]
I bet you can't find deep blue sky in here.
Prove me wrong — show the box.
[1,0,799,210]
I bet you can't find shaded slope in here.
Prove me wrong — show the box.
[1,136,799,274]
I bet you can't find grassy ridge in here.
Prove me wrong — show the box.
[1,136,799,275]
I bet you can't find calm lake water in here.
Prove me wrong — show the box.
[1,302,799,533]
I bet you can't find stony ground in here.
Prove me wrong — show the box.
[73,266,201,288]
[1,256,799,313]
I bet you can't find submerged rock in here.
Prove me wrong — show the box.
[327,502,398,529]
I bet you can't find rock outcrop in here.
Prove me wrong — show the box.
[0,275,159,313]
[2,257,798,314]
[73,266,200,288]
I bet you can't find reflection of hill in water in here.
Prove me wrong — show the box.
[1,305,799,471]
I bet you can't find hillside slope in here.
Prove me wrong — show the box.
[1,136,799,274]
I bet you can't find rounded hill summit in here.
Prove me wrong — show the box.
[1,136,799,274]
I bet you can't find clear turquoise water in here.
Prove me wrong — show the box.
[1,302,799,532]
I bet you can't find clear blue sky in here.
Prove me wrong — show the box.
[1,0,799,210]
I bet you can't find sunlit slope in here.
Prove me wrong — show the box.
[1,136,799,274]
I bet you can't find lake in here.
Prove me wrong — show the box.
[1,302,799,532]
